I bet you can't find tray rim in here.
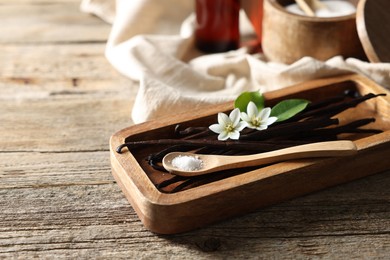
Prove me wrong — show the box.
[110,74,390,233]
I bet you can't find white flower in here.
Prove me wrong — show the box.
[209,108,247,141]
[240,101,278,130]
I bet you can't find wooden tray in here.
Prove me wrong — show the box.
[110,74,390,234]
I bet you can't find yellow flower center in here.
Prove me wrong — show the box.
[225,123,234,132]
[252,117,261,127]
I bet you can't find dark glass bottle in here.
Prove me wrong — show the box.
[195,0,240,53]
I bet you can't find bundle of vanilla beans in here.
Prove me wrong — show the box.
[116,89,385,193]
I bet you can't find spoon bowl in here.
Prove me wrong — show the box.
[162,140,357,176]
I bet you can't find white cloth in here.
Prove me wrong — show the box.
[81,0,390,123]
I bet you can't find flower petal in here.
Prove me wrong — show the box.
[257,125,268,131]
[266,116,278,126]
[230,108,241,127]
[218,131,229,141]
[229,130,240,140]
[236,121,248,131]
[247,101,258,118]
[218,112,230,126]
[240,112,251,123]
[259,107,271,120]
[209,124,223,134]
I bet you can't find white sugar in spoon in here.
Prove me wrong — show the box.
[162,140,357,177]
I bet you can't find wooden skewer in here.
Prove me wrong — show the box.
[308,0,327,10]
[295,0,315,16]
[295,0,328,16]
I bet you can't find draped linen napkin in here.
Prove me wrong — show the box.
[81,0,390,123]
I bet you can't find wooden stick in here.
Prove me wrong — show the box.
[295,0,315,16]
[295,0,328,16]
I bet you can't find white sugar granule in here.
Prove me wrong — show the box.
[171,155,203,171]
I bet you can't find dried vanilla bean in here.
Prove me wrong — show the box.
[295,118,381,138]
[240,117,339,141]
[304,89,360,111]
[175,125,208,137]
[116,91,385,193]
[147,145,196,171]
[117,139,296,154]
[294,93,386,120]
[147,145,194,162]
[156,175,187,189]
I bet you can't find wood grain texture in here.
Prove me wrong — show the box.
[356,0,390,63]
[0,1,111,43]
[1,150,389,258]
[110,74,390,234]
[163,141,358,176]
[0,44,136,101]
[0,0,389,258]
[262,0,365,64]
[0,98,133,152]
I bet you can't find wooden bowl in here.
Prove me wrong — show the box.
[262,0,366,64]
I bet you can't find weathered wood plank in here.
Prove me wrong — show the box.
[0,45,138,153]
[0,1,110,43]
[0,98,133,152]
[0,43,137,99]
[0,156,389,258]
[0,151,114,188]
[0,0,77,3]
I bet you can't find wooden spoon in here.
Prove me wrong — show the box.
[295,0,327,16]
[162,140,357,177]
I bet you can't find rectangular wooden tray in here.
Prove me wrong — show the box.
[110,74,390,234]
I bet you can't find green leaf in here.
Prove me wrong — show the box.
[234,91,264,112]
[270,99,310,122]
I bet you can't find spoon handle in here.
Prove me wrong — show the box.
[163,140,357,176]
[220,140,357,169]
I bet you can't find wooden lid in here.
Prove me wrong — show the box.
[356,0,390,63]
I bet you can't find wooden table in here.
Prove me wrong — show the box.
[1,1,389,258]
